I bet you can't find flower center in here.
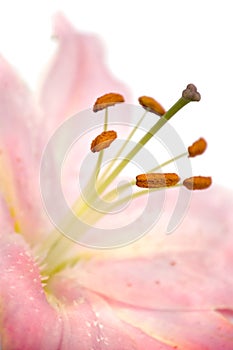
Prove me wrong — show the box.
[38,84,211,280]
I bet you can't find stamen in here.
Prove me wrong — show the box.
[188,137,207,157]
[138,96,166,116]
[182,84,201,102]
[183,176,212,190]
[97,86,199,195]
[91,130,117,152]
[136,173,180,188]
[93,92,125,112]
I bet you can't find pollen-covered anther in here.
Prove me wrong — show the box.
[182,84,201,102]
[136,173,180,188]
[188,137,207,157]
[93,93,125,112]
[91,130,117,152]
[183,176,212,190]
[138,96,166,116]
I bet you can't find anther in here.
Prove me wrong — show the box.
[183,176,212,190]
[188,137,207,157]
[93,93,125,112]
[91,130,117,152]
[136,173,180,188]
[138,96,166,116]
[182,84,201,102]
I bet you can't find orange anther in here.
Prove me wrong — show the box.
[188,137,207,157]
[91,130,117,152]
[183,176,212,190]
[136,173,180,188]
[138,96,166,116]
[93,93,125,112]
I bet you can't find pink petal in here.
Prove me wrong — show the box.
[112,303,233,349]
[38,13,130,135]
[63,186,233,348]
[48,270,233,349]
[0,234,171,350]
[0,234,62,350]
[0,13,130,242]
[49,274,175,350]
[37,13,131,207]
[75,250,233,310]
[0,56,48,242]
[74,186,233,310]
[1,187,233,349]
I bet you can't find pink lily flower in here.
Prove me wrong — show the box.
[1,13,233,350]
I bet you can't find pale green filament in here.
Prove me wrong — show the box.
[95,107,108,179]
[104,106,108,131]
[149,152,188,172]
[100,111,147,182]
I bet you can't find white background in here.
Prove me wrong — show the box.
[0,0,232,189]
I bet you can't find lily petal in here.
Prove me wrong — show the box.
[0,56,47,242]
[74,187,233,310]
[37,13,131,208]
[1,187,233,349]
[49,274,176,349]
[0,233,173,350]
[113,303,233,349]
[39,13,130,136]
[0,233,62,350]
